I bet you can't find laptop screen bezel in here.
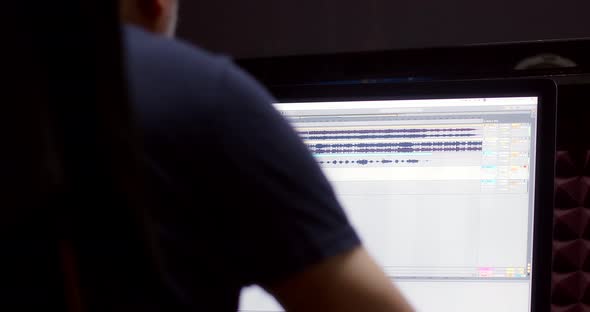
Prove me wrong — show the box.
[269,79,557,312]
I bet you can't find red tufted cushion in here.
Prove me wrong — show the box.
[553,150,590,311]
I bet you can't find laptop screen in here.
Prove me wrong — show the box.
[240,96,540,312]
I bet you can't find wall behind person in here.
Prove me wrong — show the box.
[178,0,589,59]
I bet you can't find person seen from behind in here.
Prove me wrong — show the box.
[120,0,415,311]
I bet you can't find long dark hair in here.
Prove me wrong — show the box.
[1,1,176,310]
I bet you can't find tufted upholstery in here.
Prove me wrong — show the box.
[552,85,590,312]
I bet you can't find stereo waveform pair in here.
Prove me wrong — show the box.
[312,147,483,154]
[302,133,476,140]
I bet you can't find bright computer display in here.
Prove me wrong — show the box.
[240,96,540,312]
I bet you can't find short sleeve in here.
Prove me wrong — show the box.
[209,63,361,286]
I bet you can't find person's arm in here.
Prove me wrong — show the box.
[269,247,414,312]
[208,62,414,310]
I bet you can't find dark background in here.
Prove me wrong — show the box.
[178,0,590,59]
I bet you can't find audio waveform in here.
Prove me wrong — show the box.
[301,133,476,140]
[318,159,423,165]
[299,128,476,135]
[308,141,482,149]
[313,147,482,154]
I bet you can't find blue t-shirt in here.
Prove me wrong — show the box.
[124,26,360,311]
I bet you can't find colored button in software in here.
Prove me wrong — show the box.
[478,268,494,277]
[505,268,515,277]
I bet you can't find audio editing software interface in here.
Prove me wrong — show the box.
[239,97,539,312]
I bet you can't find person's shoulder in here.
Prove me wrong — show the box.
[124,25,228,92]
[123,25,273,128]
